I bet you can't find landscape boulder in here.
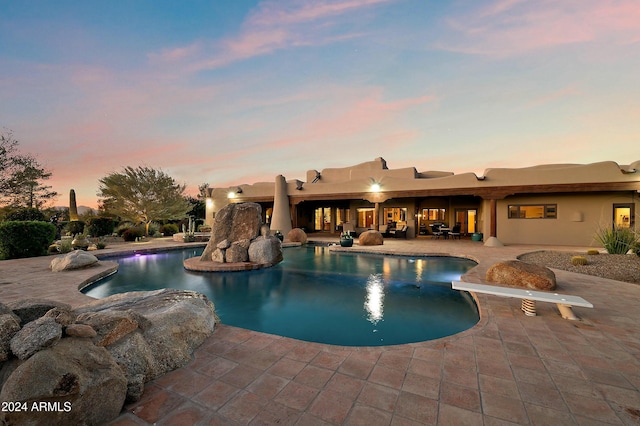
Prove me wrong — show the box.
[7,299,71,325]
[287,228,307,243]
[0,314,20,362]
[75,289,218,392]
[248,236,283,265]
[9,317,63,360]
[226,241,250,263]
[486,260,556,291]
[0,338,127,426]
[50,250,99,272]
[75,310,140,347]
[358,230,384,246]
[0,289,218,425]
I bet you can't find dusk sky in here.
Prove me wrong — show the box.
[2,0,639,209]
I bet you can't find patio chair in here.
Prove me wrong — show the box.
[449,224,461,239]
[432,225,443,239]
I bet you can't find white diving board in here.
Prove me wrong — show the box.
[452,281,593,320]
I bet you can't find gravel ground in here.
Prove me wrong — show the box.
[518,250,640,284]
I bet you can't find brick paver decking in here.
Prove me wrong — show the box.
[1,237,638,425]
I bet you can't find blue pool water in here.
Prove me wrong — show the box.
[83,246,479,346]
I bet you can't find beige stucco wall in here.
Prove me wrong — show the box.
[496,193,639,246]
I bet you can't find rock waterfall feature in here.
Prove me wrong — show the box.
[185,202,283,272]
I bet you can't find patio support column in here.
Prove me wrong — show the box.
[490,199,497,237]
[374,202,380,231]
[270,175,293,236]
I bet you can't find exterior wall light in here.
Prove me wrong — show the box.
[227,191,236,199]
[371,183,381,192]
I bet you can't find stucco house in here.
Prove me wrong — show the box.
[205,158,640,246]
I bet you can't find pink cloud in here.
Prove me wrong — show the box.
[147,42,202,63]
[178,0,399,71]
[246,0,397,27]
[436,0,640,56]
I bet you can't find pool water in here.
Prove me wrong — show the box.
[83,246,479,346]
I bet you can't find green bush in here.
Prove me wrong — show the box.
[594,225,637,254]
[87,217,115,237]
[160,223,179,236]
[122,227,144,242]
[0,221,56,259]
[5,208,46,222]
[67,221,85,236]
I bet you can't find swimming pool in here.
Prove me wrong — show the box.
[83,246,479,346]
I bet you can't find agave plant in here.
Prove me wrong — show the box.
[594,224,638,254]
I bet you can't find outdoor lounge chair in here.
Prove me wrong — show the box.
[394,225,408,238]
[342,222,356,237]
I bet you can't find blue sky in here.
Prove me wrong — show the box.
[1,0,639,208]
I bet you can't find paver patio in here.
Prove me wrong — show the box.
[1,237,639,425]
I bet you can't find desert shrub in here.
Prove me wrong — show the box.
[87,217,115,237]
[594,225,637,254]
[4,208,46,222]
[122,227,144,242]
[570,255,589,266]
[0,221,56,259]
[67,220,85,236]
[586,249,600,255]
[159,223,179,236]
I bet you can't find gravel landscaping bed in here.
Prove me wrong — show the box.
[518,250,640,284]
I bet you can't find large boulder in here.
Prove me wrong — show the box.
[248,236,283,265]
[287,228,307,243]
[0,338,127,426]
[0,314,20,362]
[50,250,99,272]
[358,230,384,246]
[226,241,250,263]
[75,310,140,347]
[10,317,62,360]
[486,260,557,291]
[74,289,218,399]
[7,299,71,326]
[201,202,262,261]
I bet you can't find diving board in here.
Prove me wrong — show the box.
[452,281,593,320]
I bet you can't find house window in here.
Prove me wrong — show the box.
[383,208,407,225]
[508,204,557,219]
[336,208,351,225]
[357,208,375,228]
[423,208,446,221]
[613,204,634,228]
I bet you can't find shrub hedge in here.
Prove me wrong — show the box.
[159,223,179,236]
[122,227,145,242]
[88,217,115,237]
[0,221,56,259]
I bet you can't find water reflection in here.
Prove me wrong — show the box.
[364,274,384,325]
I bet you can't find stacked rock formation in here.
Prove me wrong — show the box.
[200,202,283,267]
[0,289,217,426]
